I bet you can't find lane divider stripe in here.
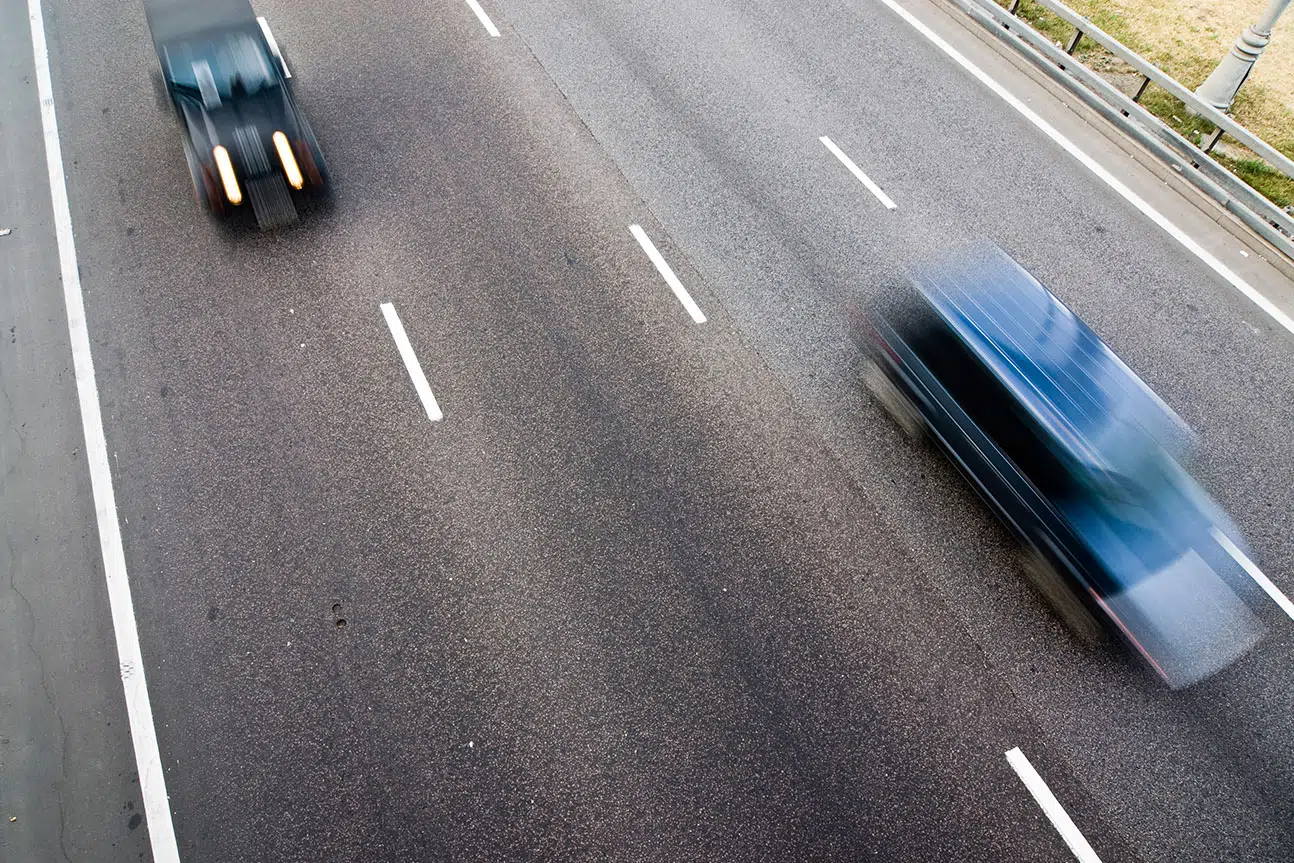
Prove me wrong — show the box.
[1213,528,1294,621]
[630,225,708,324]
[820,135,898,210]
[1006,747,1103,863]
[465,0,501,37]
[381,303,444,422]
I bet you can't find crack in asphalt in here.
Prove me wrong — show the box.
[6,533,75,863]
[0,382,30,484]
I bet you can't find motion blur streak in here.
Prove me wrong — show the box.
[856,243,1265,689]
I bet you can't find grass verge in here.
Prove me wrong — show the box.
[994,0,1294,214]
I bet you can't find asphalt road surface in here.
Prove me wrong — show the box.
[3,0,1294,861]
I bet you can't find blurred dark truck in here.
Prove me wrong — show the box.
[145,0,328,229]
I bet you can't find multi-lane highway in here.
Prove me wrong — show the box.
[4,0,1294,860]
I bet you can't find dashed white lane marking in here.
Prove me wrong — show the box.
[464,0,501,37]
[877,0,1294,337]
[1213,528,1294,621]
[26,2,182,861]
[256,17,290,79]
[1006,747,1103,863]
[630,224,708,324]
[380,303,444,422]
[819,135,898,210]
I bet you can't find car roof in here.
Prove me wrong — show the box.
[910,246,1194,472]
[144,0,258,47]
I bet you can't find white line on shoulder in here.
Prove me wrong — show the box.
[820,135,898,210]
[630,225,708,324]
[878,0,1294,337]
[26,1,182,861]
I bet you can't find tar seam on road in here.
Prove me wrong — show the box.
[464,0,501,37]
[877,0,1294,337]
[380,303,445,422]
[1212,527,1294,621]
[1005,747,1103,863]
[630,224,708,324]
[25,2,183,862]
[820,136,898,210]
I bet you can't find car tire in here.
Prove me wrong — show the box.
[863,359,923,440]
[1019,547,1105,647]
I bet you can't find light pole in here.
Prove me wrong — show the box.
[1195,0,1293,111]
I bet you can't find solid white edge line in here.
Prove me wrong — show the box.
[629,225,708,324]
[1005,748,1103,863]
[877,0,1294,337]
[1212,528,1294,621]
[464,0,501,37]
[380,303,444,422]
[819,135,898,210]
[25,2,182,861]
[256,16,291,79]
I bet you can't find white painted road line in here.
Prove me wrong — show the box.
[820,136,898,210]
[380,303,444,422]
[464,0,501,37]
[1006,747,1103,863]
[26,2,182,862]
[1213,528,1294,621]
[256,17,291,79]
[630,224,708,324]
[878,0,1294,337]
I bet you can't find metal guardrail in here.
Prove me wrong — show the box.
[1022,0,1294,181]
[949,0,1294,262]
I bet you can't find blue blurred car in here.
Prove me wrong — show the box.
[854,246,1264,688]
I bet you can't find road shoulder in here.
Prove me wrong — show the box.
[0,5,151,860]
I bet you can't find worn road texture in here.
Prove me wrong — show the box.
[3,0,1292,861]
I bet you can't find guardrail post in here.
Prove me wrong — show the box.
[1008,0,1021,12]
[1122,75,1152,116]
[1065,27,1083,55]
[1132,75,1151,102]
[1202,127,1225,154]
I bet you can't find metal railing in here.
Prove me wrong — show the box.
[949,0,1294,261]
[1023,0,1294,176]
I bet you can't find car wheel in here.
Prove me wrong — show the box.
[1019,547,1105,646]
[863,359,923,439]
